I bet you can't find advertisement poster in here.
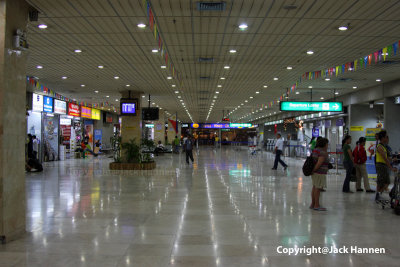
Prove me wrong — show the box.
[68,103,80,117]
[92,109,101,120]
[94,129,102,144]
[32,93,43,112]
[365,128,381,178]
[84,120,94,148]
[43,114,59,161]
[54,99,67,114]
[312,128,320,138]
[43,96,53,113]
[81,106,92,119]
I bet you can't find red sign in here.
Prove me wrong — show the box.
[106,113,113,123]
[222,118,230,122]
[68,103,80,117]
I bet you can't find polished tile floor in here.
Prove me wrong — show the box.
[2,147,399,266]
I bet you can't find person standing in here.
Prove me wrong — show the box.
[342,135,354,193]
[375,131,397,200]
[310,138,330,211]
[32,135,39,160]
[185,136,194,164]
[309,137,316,151]
[173,136,180,154]
[27,134,34,159]
[272,133,288,170]
[353,137,375,193]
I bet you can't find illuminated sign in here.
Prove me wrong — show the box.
[145,124,154,128]
[121,103,136,114]
[181,124,189,128]
[32,93,43,112]
[54,99,67,114]
[60,118,71,125]
[81,106,92,119]
[280,101,343,112]
[190,123,253,129]
[43,96,53,113]
[68,103,80,117]
[91,108,101,120]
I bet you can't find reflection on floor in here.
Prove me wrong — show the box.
[1,147,399,266]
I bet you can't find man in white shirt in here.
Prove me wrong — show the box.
[32,135,39,160]
[272,133,288,170]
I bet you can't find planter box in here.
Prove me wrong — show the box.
[109,162,156,170]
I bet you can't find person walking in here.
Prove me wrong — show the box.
[272,133,288,170]
[32,135,39,160]
[342,135,354,193]
[185,136,194,164]
[310,138,330,211]
[173,136,180,154]
[375,131,397,200]
[353,137,375,193]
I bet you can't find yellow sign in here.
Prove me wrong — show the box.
[192,123,199,129]
[91,108,101,120]
[350,126,364,132]
[365,128,381,137]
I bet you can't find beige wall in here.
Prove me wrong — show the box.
[0,0,29,242]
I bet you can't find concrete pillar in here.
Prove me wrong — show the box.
[153,110,165,144]
[384,97,400,151]
[0,0,29,242]
[120,91,142,144]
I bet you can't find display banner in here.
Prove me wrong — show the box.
[81,106,92,119]
[32,93,43,112]
[365,128,381,178]
[54,99,67,114]
[43,96,53,113]
[94,129,102,144]
[91,108,101,120]
[68,103,80,117]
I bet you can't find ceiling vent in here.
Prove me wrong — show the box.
[198,57,214,63]
[197,2,226,11]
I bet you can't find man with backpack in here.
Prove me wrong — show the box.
[185,135,194,164]
[353,137,375,193]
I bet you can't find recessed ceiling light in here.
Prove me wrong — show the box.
[353,86,357,89]
[214,96,217,98]
[238,23,248,30]
[338,26,348,31]
[36,65,43,69]
[224,66,230,69]
[74,49,82,53]
[273,77,278,81]
[376,78,382,82]
[335,92,339,95]
[174,91,179,93]
[229,49,237,53]
[38,24,47,29]
[81,84,85,87]
[250,96,253,99]
[216,91,220,94]
[307,50,314,55]
[179,100,183,102]
[286,66,293,70]
[245,100,248,103]
[152,102,155,105]
[263,85,268,88]
[137,23,146,28]
[152,49,158,53]
[126,84,130,87]
[220,77,226,80]
[94,90,99,93]
[172,84,176,87]
[167,76,172,79]
[213,100,216,102]
[161,65,167,69]
[142,95,145,98]
[296,92,299,94]
[320,97,324,100]
[325,78,330,81]
[106,96,110,98]
[217,85,222,87]
[308,86,313,88]
[114,76,119,79]
[115,99,119,101]
[178,96,181,98]
[98,65,104,69]
[255,91,259,94]
[61,76,68,79]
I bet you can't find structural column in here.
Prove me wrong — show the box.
[153,110,165,144]
[384,97,400,150]
[0,0,29,242]
[120,91,142,144]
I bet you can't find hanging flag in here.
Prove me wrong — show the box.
[154,23,157,39]
[165,53,168,65]
[393,42,398,55]
[382,46,388,61]
[149,8,154,29]
[374,51,379,63]
[364,56,368,67]
[368,54,372,65]
[335,66,339,76]
[387,45,392,59]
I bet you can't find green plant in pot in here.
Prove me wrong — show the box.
[121,138,140,163]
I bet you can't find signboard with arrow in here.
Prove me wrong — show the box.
[280,101,343,112]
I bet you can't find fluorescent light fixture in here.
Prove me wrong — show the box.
[286,66,293,70]
[74,49,82,53]
[175,91,179,93]
[224,66,230,69]
[249,96,253,99]
[238,23,248,30]
[217,85,222,87]
[216,91,220,94]
[126,84,130,87]
[98,65,104,69]
[38,24,47,29]
[81,84,85,87]
[115,99,119,101]
[220,77,226,80]
[142,95,145,98]
[36,65,43,69]
[167,76,172,79]
[296,92,299,94]
[307,50,314,55]
[172,84,176,87]
[61,76,68,79]
[151,49,158,53]
[353,86,357,89]
[325,78,330,81]
[338,26,348,31]
[263,85,268,88]
[137,23,146,28]
[229,49,237,53]
[335,92,339,95]
[114,76,119,79]
[376,78,382,82]
[320,97,324,99]
[273,77,278,81]
[161,65,167,69]
[106,96,109,98]
[308,86,313,88]
[256,91,259,94]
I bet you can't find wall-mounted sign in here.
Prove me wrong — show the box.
[336,118,344,127]
[350,126,364,132]
[106,113,113,123]
[91,108,101,120]
[54,99,67,114]
[280,101,343,112]
[60,118,71,125]
[43,96,53,113]
[312,128,320,137]
[32,93,43,112]
[68,103,80,117]
[81,106,92,119]
[145,124,154,128]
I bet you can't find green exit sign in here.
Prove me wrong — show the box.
[280,101,343,112]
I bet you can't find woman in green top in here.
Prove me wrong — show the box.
[342,135,354,193]
[309,137,316,151]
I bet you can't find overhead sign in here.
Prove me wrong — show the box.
[350,126,364,132]
[395,96,400,104]
[81,106,92,119]
[91,108,101,120]
[54,99,67,114]
[32,93,43,112]
[68,103,80,117]
[190,123,253,129]
[181,124,189,128]
[43,96,53,113]
[280,101,343,112]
